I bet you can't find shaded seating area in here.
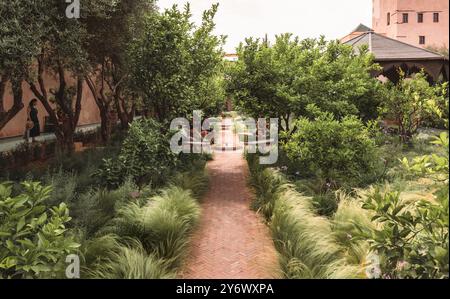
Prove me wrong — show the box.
[344,30,449,83]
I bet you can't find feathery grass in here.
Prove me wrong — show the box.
[42,168,78,206]
[105,186,200,268]
[271,188,363,278]
[71,189,120,236]
[249,166,290,221]
[88,239,174,279]
[77,233,123,277]
[170,169,209,199]
[248,163,365,279]
[331,192,374,266]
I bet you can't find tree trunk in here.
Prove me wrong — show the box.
[27,58,82,155]
[86,75,113,143]
[64,130,75,154]
[59,130,75,154]
[0,77,24,131]
[114,89,134,130]
[115,97,129,129]
[100,106,112,143]
[283,115,290,132]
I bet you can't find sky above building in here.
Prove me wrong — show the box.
[157,0,372,53]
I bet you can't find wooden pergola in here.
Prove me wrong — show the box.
[344,31,449,83]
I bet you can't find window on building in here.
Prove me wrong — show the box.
[418,13,423,23]
[433,13,439,23]
[387,12,390,25]
[419,36,426,45]
[403,13,409,23]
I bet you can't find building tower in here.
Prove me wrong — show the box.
[372,0,449,49]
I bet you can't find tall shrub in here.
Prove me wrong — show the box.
[96,118,178,187]
[283,113,380,187]
[379,72,447,142]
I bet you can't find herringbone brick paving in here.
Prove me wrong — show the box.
[180,122,280,278]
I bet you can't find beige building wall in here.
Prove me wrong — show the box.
[0,73,101,139]
[373,0,449,49]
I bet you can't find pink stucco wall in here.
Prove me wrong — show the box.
[0,73,101,139]
[373,0,449,48]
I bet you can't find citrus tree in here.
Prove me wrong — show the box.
[227,35,382,132]
[282,112,380,188]
[129,4,225,122]
[379,72,447,142]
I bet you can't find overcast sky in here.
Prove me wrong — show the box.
[157,0,372,52]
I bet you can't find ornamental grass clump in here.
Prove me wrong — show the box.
[170,169,209,199]
[88,239,174,279]
[247,165,365,279]
[248,167,290,222]
[106,185,200,270]
[271,188,363,278]
[331,193,374,266]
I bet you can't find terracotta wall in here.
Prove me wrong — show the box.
[0,73,101,139]
[373,0,449,48]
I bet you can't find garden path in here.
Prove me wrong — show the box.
[180,119,280,279]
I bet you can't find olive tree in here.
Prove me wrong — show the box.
[84,0,156,142]
[0,0,44,130]
[19,1,91,154]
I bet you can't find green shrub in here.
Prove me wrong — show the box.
[283,113,381,188]
[0,182,79,278]
[370,132,448,278]
[357,188,448,279]
[0,152,14,171]
[292,178,340,217]
[10,142,40,167]
[96,119,178,188]
[351,112,449,279]
[52,147,107,174]
[379,72,448,142]
[178,152,211,171]
[310,192,339,217]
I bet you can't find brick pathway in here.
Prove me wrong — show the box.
[180,120,280,279]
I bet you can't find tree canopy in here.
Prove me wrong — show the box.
[226,35,383,132]
[129,4,225,122]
